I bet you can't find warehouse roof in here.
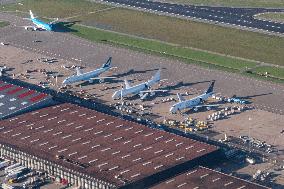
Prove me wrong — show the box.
[0,79,52,119]
[150,166,270,189]
[0,103,218,187]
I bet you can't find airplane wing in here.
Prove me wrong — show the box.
[48,18,59,25]
[177,93,185,102]
[109,67,117,70]
[20,26,37,31]
[194,104,220,108]
[20,25,34,28]
[90,76,116,80]
[140,89,168,93]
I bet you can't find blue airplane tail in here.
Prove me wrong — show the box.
[205,81,215,94]
[102,57,112,68]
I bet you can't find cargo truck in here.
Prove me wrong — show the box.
[5,163,21,173]
[0,160,10,169]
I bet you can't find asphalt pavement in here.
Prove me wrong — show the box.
[0,12,284,115]
[98,0,284,34]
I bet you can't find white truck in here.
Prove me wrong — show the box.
[2,183,14,189]
[6,168,29,180]
[6,165,26,174]
[6,170,23,179]
[5,163,21,173]
[0,160,10,169]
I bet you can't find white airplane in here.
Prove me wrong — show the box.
[112,69,166,100]
[170,81,217,113]
[62,57,115,85]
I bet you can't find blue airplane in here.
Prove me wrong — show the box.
[227,96,248,104]
[24,10,57,31]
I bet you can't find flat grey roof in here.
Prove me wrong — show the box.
[0,103,218,187]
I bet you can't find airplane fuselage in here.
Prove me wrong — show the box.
[63,67,109,85]
[170,92,212,113]
[32,18,52,31]
[112,83,148,99]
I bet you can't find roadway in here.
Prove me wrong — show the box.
[0,12,284,115]
[98,0,284,34]
[0,0,17,5]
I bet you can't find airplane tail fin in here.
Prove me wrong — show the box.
[177,93,185,102]
[76,67,83,76]
[124,80,131,89]
[152,69,161,82]
[205,81,215,94]
[102,57,112,68]
[29,10,35,19]
[147,69,161,86]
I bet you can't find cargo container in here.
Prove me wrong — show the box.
[5,163,21,173]
[7,166,26,174]
[1,183,14,189]
[6,168,29,179]
[0,160,10,169]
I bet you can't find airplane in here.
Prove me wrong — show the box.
[62,57,115,85]
[112,69,166,100]
[170,81,217,114]
[227,95,249,104]
[23,10,57,31]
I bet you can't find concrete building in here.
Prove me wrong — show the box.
[0,103,220,188]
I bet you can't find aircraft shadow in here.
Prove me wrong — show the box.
[112,68,165,78]
[52,21,80,33]
[235,92,273,100]
[159,80,212,91]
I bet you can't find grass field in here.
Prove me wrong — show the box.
[70,24,258,70]
[0,21,9,28]
[252,66,284,79]
[70,24,284,83]
[255,12,284,23]
[3,0,284,66]
[2,0,284,83]
[75,8,284,66]
[160,0,284,8]
[2,0,109,18]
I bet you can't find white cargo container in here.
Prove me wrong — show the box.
[2,183,14,189]
[6,170,23,179]
[5,163,21,173]
[7,166,26,174]
[0,160,10,169]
